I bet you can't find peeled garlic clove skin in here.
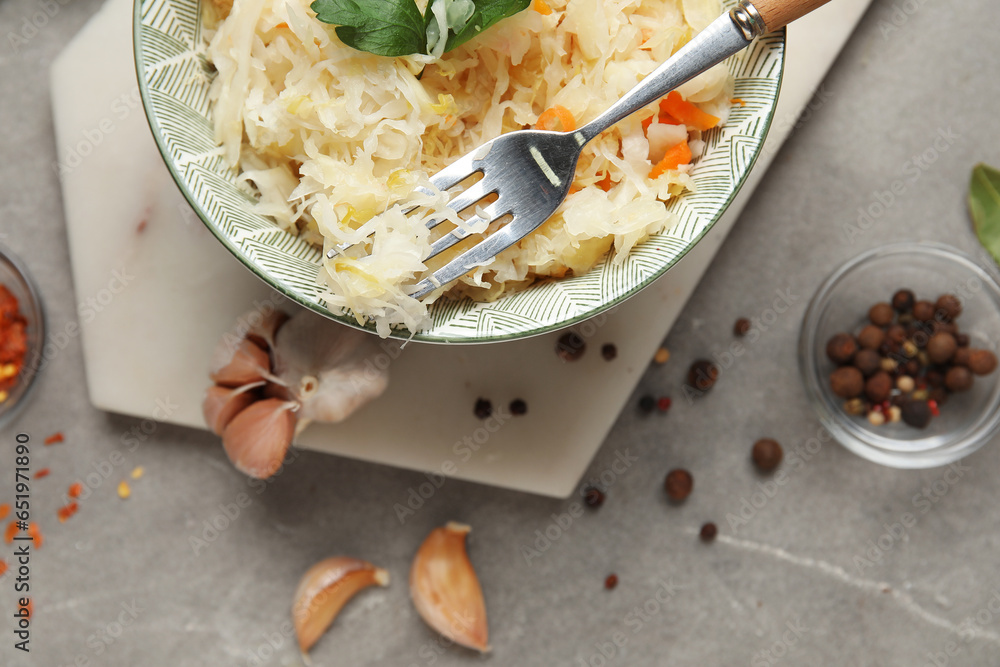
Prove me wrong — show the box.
[410,522,490,653]
[271,309,391,423]
[210,338,271,388]
[221,398,297,479]
[292,557,390,655]
[202,382,262,435]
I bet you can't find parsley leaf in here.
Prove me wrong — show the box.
[311,0,427,57]
[442,0,531,52]
[312,0,530,57]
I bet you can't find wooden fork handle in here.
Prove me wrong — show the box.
[749,0,833,32]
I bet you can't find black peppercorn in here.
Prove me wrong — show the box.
[751,439,783,472]
[473,398,492,419]
[699,522,718,543]
[935,294,962,321]
[556,332,586,361]
[826,333,857,365]
[901,400,932,428]
[510,399,528,415]
[638,395,656,413]
[601,343,618,361]
[892,289,915,312]
[687,360,719,392]
[664,469,693,502]
[583,486,605,508]
[734,318,751,337]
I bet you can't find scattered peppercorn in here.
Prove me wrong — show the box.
[601,343,618,361]
[473,398,492,419]
[664,469,693,502]
[901,400,932,428]
[699,522,718,543]
[826,333,857,365]
[687,360,719,392]
[830,366,864,399]
[556,332,587,361]
[892,289,915,312]
[751,438,783,472]
[935,294,962,321]
[734,318,751,337]
[583,486,605,508]
[657,397,672,412]
[604,574,618,590]
[869,302,894,327]
[969,349,999,375]
[638,395,656,413]
[510,399,527,416]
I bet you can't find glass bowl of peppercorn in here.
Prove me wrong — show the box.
[0,244,45,429]
[799,242,1000,468]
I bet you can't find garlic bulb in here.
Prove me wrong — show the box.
[292,557,389,654]
[410,522,490,652]
[221,398,298,478]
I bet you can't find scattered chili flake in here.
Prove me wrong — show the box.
[657,397,672,412]
[473,398,492,420]
[601,343,618,361]
[0,559,6,576]
[118,481,131,500]
[57,502,79,523]
[33,468,50,479]
[68,482,83,499]
[27,522,42,549]
[653,347,670,364]
[928,399,941,417]
[4,521,18,544]
[0,503,9,520]
[44,432,64,445]
[131,466,145,480]
[604,574,618,590]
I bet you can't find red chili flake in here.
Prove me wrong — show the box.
[4,521,19,544]
[27,522,42,549]
[0,559,7,576]
[0,285,27,393]
[57,502,79,523]
[657,397,672,412]
[928,399,940,417]
[137,219,148,233]
[44,432,64,445]
[881,400,891,413]
[871,403,883,413]
[604,574,618,590]
[0,503,8,520]
[34,468,50,479]
[67,482,83,499]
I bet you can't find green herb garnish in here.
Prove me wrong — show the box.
[969,163,1000,265]
[310,0,530,57]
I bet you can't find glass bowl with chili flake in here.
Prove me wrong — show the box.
[799,242,1000,468]
[0,244,45,428]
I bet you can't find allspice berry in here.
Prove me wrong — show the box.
[857,325,885,350]
[926,332,958,364]
[869,302,894,327]
[945,366,973,392]
[953,347,972,367]
[687,360,719,392]
[901,400,932,429]
[853,348,882,377]
[826,333,858,365]
[664,469,693,502]
[892,289,915,312]
[935,294,962,321]
[752,439,783,472]
[830,366,864,398]
[885,324,907,346]
[865,371,893,403]
[913,300,935,322]
[968,349,999,376]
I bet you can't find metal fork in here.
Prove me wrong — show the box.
[328,0,831,299]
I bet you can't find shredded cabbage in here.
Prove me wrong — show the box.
[204,0,733,336]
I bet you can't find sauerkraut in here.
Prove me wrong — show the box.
[205,0,733,336]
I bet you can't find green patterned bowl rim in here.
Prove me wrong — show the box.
[133,0,785,344]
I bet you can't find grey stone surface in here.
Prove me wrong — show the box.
[3,0,1000,665]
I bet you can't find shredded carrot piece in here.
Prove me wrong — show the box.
[730,97,746,106]
[658,92,719,131]
[568,184,583,195]
[0,560,6,576]
[641,115,655,133]
[649,141,692,179]
[536,105,576,132]
[275,21,289,29]
[0,504,9,520]
[44,432,64,445]
[532,0,552,15]
[4,521,18,544]
[596,171,614,192]
[27,522,42,549]
[34,468,50,479]
[57,502,79,523]
[68,482,83,499]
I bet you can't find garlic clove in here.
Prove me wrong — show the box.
[202,382,262,436]
[221,398,297,478]
[210,338,271,388]
[410,522,489,653]
[244,309,289,352]
[292,557,390,655]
